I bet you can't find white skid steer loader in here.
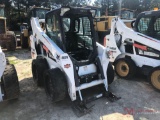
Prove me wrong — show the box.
[0,47,20,102]
[30,6,120,116]
[104,14,160,91]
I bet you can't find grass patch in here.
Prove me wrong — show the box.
[7,56,19,65]
[9,59,19,65]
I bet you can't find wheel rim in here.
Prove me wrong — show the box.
[151,70,160,90]
[116,61,129,77]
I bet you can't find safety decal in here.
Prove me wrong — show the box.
[43,45,49,53]
[138,49,159,57]
[133,43,147,51]
[64,64,70,68]
[62,56,68,59]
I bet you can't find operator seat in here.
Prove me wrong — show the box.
[65,32,78,52]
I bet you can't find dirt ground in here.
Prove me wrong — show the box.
[0,49,160,120]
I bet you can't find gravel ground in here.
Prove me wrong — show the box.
[0,49,160,120]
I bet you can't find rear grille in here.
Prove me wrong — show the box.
[0,19,5,34]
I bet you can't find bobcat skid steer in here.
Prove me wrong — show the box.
[0,46,20,102]
[30,7,120,116]
[104,16,160,91]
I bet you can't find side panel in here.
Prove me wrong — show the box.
[0,48,6,78]
[30,35,37,59]
[78,64,97,76]
[105,34,122,62]
[96,43,109,91]
[58,54,76,101]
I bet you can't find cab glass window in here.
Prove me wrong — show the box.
[62,16,93,55]
[36,9,48,19]
[154,17,160,40]
[46,14,63,49]
[75,17,93,48]
[63,18,70,32]
[137,17,151,34]
[0,7,4,17]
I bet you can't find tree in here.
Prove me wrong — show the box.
[150,0,160,10]
[0,0,159,30]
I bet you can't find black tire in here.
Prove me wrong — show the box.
[28,37,31,50]
[21,33,28,49]
[1,65,20,100]
[148,67,160,91]
[6,58,10,65]
[32,58,49,87]
[17,40,21,46]
[44,68,67,102]
[131,20,135,28]
[107,63,114,85]
[1,42,6,48]
[6,36,16,51]
[114,58,136,79]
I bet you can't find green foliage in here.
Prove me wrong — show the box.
[0,0,160,30]
[93,0,160,14]
[150,0,160,9]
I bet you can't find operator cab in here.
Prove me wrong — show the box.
[46,7,97,64]
[113,8,135,20]
[134,10,160,40]
[28,7,50,19]
[28,7,50,30]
